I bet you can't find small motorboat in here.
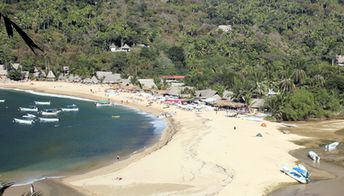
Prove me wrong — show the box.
[61,104,79,112]
[34,101,51,105]
[308,151,320,162]
[293,164,310,178]
[13,118,34,125]
[281,166,309,184]
[22,114,37,119]
[0,99,5,103]
[19,106,38,112]
[325,142,340,152]
[39,117,59,123]
[41,109,61,116]
[96,100,112,107]
[112,115,120,118]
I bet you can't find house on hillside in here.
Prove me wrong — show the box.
[336,55,344,66]
[109,43,131,52]
[46,70,56,81]
[0,65,8,78]
[63,66,70,75]
[217,25,232,32]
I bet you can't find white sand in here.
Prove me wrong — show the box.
[0,81,304,196]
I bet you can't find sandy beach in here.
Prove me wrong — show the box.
[0,81,304,196]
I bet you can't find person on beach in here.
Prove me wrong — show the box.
[30,184,35,194]
[116,155,120,160]
[234,126,236,131]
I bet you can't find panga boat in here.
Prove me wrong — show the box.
[19,106,38,112]
[96,100,112,107]
[34,101,51,105]
[112,115,120,118]
[61,104,79,112]
[325,142,340,151]
[22,114,37,119]
[0,99,5,103]
[308,151,320,162]
[293,164,310,178]
[41,109,61,116]
[39,117,59,123]
[13,118,34,125]
[281,166,309,184]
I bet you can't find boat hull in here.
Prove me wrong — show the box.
[61,108,79,112]
[19,107,38,112]
[35,101,51,105]
[39,118,59,123]
[96,103,112,107]
[13,118,34,125]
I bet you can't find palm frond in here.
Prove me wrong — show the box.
[0,13,43,54]
[0,182,14,196]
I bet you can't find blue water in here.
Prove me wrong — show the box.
[0,89,164,183]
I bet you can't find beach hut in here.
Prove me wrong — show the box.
[195,89,218,99]
[103,73,121,84]
[212,100,246,110]
[96,71,112,81]
[46,70,56,81]
[0,64,8,78]
[83,76,99,84]
[138,79,156,90]
[222,90,234,100]
[121,44,131,52]
[63,66,70,75]
[11,63,22,71]
[204,94,221,103]
[58,74,68,81]
[250,98,265,111]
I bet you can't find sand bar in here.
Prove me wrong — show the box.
[0,81,304,196]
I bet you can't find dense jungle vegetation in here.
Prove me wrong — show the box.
[1,0,344,120]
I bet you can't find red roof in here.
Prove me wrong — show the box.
[160,75,186,79]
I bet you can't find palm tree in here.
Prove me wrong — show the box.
[279,78,295,93]
[0,13,42,53]
[312,74,325,87]
[292,69,307,85]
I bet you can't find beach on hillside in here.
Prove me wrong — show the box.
[1,81,303,196]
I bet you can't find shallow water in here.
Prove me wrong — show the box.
[269,120,344,196]
[0,89,164,183]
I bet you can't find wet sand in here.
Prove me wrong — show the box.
[269,120,344,196]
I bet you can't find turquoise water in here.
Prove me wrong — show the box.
[0,89,164,183]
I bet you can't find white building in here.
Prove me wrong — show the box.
[217,25,232,33]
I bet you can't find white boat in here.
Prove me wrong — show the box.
[293,164,311,178]
[22,114,37,119]
[0,99,5,103]
[281,166,309,184]
[308,151,320,162]
[34,101,51,105]
[39,117,59,123]
[41,109,61,116]
[96,100,112,107]
[19,106,38,112]
[61,104,79,112]
[325,142,340,151]
[13,118,34,125]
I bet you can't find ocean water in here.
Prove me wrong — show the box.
[0,89,165,183]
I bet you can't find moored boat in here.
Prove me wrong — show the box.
[281,166,309,184]
[325,142,340,151]
[293,164,310,178]
[96,100,112,107]
[112,115,120,118]
[61,104,79,112]
[34,101,51,105]
[22,114,37,119]
[19,106,38,112]
[0,99,5,103]
[41,109,61,116]
[13,118,34,125]
[308,151,320,162]
[39,117,59,123]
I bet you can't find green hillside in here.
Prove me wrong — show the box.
[1,0,344,120]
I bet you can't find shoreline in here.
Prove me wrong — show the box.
[0,81,303,196]
[0,81,174,196]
